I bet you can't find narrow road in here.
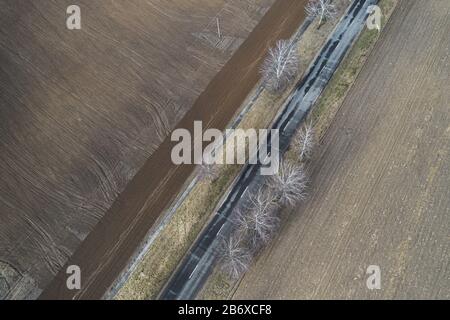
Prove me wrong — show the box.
[159,0,376,300]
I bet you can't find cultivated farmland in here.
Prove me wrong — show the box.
[0,0,278,299]
[233,0,450,299]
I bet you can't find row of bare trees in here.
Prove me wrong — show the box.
[210,0,332,280]
[306,0,337,27]
[261,39,299,94]
[218,123,316,279]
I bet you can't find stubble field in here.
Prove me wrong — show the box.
[233,0,450,299]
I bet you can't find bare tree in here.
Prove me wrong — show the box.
[198,163,220,182]
[261,39,299,94]
[269,160,308,207]
[295,122,315,161]
[234,187,280,249]
[216,18,221,39]
[217,233,252,280]
[306,0,337,27]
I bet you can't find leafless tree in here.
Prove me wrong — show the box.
[269,160,308,207]
[261,39,299,94]
[217,233,252,280]
[306,0,337,26]
[295,122,315,161]
[198,163,220,182]
[234,187,280,249]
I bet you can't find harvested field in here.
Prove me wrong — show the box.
[0,0,277,299]
[233,0,450,299]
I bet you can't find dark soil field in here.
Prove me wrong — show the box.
[233,0,450,299]
[0,0,310,299]
[0,0,277,299]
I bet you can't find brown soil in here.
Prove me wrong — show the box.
[2,0,276,298]
[32,0,310,299]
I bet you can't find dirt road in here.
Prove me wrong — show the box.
[233,0,450,299]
